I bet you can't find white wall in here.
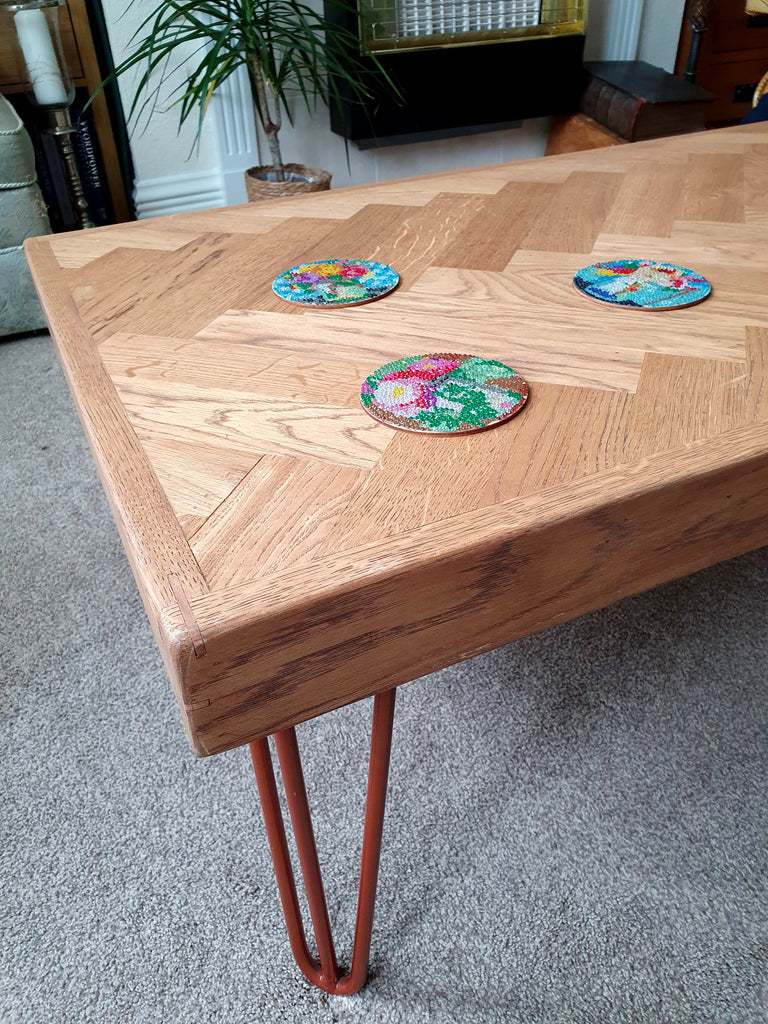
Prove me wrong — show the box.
[100,0,226,214]
[638,0,687,72]
[105,0,686,216]
[584,0,642,61]
[583,0,686,68]
[274,108,553,191]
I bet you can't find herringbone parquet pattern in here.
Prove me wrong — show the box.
[27,124,768,752]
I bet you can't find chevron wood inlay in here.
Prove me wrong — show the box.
[302,193,494,286]
[99,332,374,407]
[745,328,768,421]
[520,171,625,253]
[196,306,645,392]
[110,375,390,470]
[25,123,768,757]
[327,382,632,550]
[597,161,691,237]
[592,221,768,266]
[624,354,750,461]
[743,145,768,219]
[138,433,261,524]
[435,180,559,269]
[48,224,203,268]
[189,455,367,586]
[676,153,746,224]
[377,266,751,362]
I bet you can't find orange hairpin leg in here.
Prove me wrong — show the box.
[249,687,397,995]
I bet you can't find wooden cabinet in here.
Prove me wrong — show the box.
[0,0,130,222]
[676,0,768,125]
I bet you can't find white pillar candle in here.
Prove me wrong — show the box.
[14,8,69,107]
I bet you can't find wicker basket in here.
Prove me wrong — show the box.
[754,70,768,107]
[245,163,331,201]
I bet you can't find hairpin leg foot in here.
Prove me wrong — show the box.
[249,687,397,995]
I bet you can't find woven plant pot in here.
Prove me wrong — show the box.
[245,163,331,201]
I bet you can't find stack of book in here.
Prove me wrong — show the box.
[9,91,112,232]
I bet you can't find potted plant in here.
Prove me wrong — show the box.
[99,0,391,200]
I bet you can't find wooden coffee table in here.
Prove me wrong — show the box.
[26,122,768,994]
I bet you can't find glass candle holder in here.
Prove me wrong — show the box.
[1,0,75,109]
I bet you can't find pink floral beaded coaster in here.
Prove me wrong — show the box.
[272,259,399,307]
[360,353,528,435]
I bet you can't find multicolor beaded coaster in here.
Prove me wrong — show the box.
[272,259,399,307]
[573,259,711,310]
[360,353,528,435]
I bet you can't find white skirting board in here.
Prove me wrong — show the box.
[133,68,259,218]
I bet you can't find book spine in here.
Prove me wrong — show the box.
[633,102,709,141]
[580,77,604,122]
[70,104,113,226]
[580,80,642,140]
[38,132,77,231]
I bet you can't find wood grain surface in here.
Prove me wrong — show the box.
[25,124,768,755]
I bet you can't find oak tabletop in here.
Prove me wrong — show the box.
[26,123,768,756]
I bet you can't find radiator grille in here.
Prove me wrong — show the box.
[360,0,585,50]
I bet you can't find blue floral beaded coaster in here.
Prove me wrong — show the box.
[360,353,529,435]
[272,258,399,307]
[573,259,711,310]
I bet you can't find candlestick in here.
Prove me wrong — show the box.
[45,108,94,229]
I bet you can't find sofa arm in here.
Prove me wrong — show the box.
[1,93,52,336]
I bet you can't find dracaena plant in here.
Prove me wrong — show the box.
[100,0,388,181]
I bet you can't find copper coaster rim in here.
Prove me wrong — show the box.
[275,288,399,309]
[361,401,529,435]
[572,279,712,312]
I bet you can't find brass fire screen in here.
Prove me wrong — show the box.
[359,0,586,51]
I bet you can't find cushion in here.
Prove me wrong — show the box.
[0,172,50,250]
[0,246,46,335]
[0,93,37,188]
[0,93,51,336]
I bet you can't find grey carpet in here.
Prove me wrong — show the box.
[1,331,766,1024]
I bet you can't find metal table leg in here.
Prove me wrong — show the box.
[249,687,397,995]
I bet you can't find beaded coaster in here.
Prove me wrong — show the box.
[272,259,399,307]
[360,353,528,435]
[573,259,711,310]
